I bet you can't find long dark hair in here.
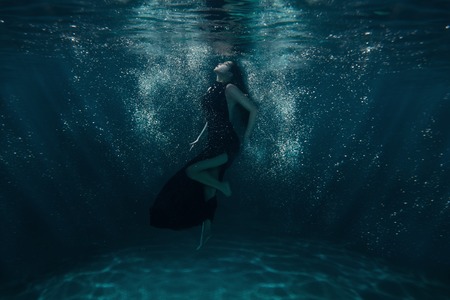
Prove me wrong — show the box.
[227,61,252,127]
[227,61,249,95]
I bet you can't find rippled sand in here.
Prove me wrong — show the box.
[11,233,449,300]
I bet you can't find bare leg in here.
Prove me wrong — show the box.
[196,168,219,250]
[203,168,219,200]
[196,219,212,250]
[204,186,216,200]
[186,153,232,196]
[189,161,227,250]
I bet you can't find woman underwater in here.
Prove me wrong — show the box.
[150,61,258,247]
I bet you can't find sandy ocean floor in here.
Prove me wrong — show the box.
[9,232,449,300]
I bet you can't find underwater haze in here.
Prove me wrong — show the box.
[1,0,450,299]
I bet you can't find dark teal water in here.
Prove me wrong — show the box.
[1,0,449,298]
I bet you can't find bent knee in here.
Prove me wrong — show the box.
[218,153,229,164]
[185,165,197,179]
[211,152,228,167]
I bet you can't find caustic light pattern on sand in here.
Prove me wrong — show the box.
[17,235,449,300]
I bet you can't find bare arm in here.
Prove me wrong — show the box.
[189,122,208,151]
[225,84,258,143]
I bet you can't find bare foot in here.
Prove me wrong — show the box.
[221,181,232,197]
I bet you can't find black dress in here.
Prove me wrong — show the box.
[149,82,240,230]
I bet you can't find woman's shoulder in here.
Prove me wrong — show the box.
[225,83,244,98]
[225,83,241,93]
